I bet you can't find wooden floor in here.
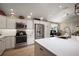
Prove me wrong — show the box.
[3,45,34,56]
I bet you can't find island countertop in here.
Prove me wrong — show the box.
[35,37,79,56]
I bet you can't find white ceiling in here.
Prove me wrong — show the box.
[0,3,75,23]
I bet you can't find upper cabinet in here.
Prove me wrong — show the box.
[44,22,51,38]
[0,15,27,29]
[6,17,16,29]
[0,15,6,29]
[27,19,34,29]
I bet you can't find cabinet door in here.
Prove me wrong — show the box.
[0,39,5,55]
[27,20,34,45]
[45,22,51,38]
[10,37,15,48]
[0,15,6,29]
[27,20,34,29]
[2,39,5,52]
[0,40,3,55]
[5,37,15,49]
[27,31,34,45]
[7,18,16,29]
[5,37,11,49]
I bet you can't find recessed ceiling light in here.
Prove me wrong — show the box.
[11,12,15,15]
[58,5,62,8]
[30,12,32,15]
[40,17,43,20]
[27,15,31,18]
[10,9,14,11]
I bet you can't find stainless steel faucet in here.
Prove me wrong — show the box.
[65,26,71,38]
[68,27,71,38]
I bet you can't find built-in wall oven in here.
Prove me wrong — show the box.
[16,22,27,29]
[15,22,27,48]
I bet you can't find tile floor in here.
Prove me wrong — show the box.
[3,45,34,56]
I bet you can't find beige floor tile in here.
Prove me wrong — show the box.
[3,45,34,56]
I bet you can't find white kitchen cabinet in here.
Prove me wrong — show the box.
[45,22,51,38]
[26,19,34,45]
[0,15,6,29]
[34,20,46,25]
[0,39,3,55]
[0,38,6,55]
[27,19,34,29]
[7,17,16,29]
[5,36,15,49]
[27,30,34,45]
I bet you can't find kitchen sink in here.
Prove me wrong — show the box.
[58,37,67,39]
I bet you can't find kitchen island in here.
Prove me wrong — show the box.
[35,37,79,56]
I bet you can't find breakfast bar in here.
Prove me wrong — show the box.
[35,37,79,56]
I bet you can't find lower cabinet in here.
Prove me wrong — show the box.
[35,42,56,56]
[0,38,6,55]
[5,37,15,49]
[0,36,15,55]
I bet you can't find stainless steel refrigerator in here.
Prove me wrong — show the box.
[35,24,44,39]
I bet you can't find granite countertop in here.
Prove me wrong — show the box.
[0,35,15,39]
[0,35,5,39]
[35,37,79,56]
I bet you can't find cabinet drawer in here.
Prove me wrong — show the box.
[0,15,6,29]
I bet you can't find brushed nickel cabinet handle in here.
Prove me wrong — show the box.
[40,48,43,51]
[0,40,2,41]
